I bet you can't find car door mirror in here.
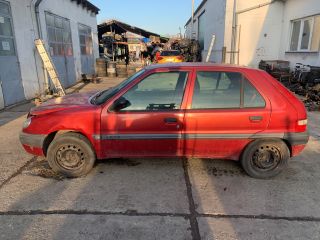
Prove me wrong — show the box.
[109,97,131,112]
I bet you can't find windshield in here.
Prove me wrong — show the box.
[91,69,146,105]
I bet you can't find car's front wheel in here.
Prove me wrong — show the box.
[241,139,289,179]
[47,132,95,177]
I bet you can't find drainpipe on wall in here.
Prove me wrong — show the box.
[34,0,43,38]
[230,0,278,64]
[32,0,50,93]
[230,0,237,64]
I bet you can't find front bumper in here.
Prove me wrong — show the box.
[20,132,46,156]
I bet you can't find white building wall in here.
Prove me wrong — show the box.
[186,0,320,70]
[185,0,227,63]
[235,0,284,67]
[6,0,98,102]
[38,0,99,82]
[279,0,320,68]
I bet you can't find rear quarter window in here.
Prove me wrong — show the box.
[243,78,266,108]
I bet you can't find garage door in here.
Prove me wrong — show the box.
[0,1,25,106]
[78,23,94,75]
[45,12,76,88]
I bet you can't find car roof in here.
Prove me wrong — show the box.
[145,63,261,71]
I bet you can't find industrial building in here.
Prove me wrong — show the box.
[185,0,320,69]
[0,0,99,109]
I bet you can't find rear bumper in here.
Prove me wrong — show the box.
[19,132,46,156]
[284,131,309,157]
[284,131,309,146]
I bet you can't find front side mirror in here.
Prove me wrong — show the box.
[109,97,131,112]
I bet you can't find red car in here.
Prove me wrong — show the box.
[20,63,309,178]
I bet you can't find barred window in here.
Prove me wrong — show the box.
[78,24,92,55]
[289,15,320,52]
[45,12,73,56]
[0,0,15,56]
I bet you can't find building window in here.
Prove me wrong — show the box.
[198,11,205,51]
[78,24,92,55]
[289,15,320,52]
[45,12,73,56]
[0,0,15,56]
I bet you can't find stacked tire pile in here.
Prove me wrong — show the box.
[96,58,107,77]
[116,62,128,78]
[107,61,116,78]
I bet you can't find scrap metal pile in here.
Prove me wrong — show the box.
[259,60,320,111]
[166,38,202,62]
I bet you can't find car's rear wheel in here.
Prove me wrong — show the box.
[47,132,95,177]
[241,139,289,179]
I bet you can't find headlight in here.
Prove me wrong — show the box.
[23,117,32,129]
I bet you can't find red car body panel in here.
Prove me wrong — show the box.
[20,63,309,161]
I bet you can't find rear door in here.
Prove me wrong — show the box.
[100,69,191,157]
[183,68,271,160]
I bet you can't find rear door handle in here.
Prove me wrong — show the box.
[249,116,263,122]
[164,117,178,123]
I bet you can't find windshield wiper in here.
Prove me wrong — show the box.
[91,88,114,105]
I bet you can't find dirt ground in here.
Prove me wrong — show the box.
[0,77,320,240]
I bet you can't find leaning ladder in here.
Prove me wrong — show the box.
[34,39,66,96]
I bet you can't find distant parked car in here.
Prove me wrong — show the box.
[157,50,184,64]
[20,63,309,179]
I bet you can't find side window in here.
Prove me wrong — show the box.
[192,71,241,109]
[243,78,265,108]
[120,72,188,111]
[192,71,266,109]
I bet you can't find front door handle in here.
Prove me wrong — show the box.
[164,117,178,123]
[249,116,263,122]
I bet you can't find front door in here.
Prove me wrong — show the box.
[46,13,76,88]
[100,70,190,157]
[184,69,270,160]
[0,1,25,106]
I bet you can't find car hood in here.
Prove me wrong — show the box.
[30,91,98,116]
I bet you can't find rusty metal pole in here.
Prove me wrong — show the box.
[222,46,227,63]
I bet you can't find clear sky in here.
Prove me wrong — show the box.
[90,0,202,36]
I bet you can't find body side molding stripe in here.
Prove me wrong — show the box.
[93,133,285,140]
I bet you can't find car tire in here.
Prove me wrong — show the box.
[47,132,96,177]
[241,139,289,179]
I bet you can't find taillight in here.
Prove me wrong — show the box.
[296,119,308,132]
[157,56,163,61]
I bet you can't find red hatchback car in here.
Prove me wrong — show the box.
[20,63,309,178]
